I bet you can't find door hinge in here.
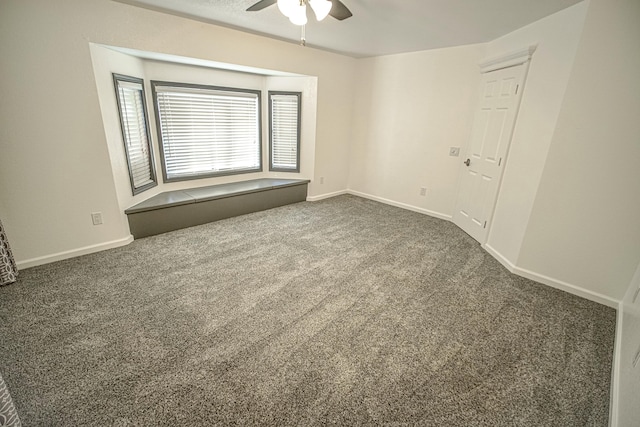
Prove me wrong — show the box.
[515,84,519,94]
[498,157,502,166]
[483,221,487,229]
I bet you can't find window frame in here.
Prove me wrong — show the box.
[112,73,158,195]
[269,91,302,173]
[151,80,263,183]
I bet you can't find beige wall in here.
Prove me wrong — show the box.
[618,261,640,427]
[90,46,149,219]
[2,0,639,421]
[348,44,484,217]
[0,0,356,266]
[509,2,640,420]
[484,2,588,263]
[1,0,638,307]
[517,0,640,301]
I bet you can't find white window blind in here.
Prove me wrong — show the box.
[270,92,301,172]
[153,84,261,181]
[114,76,156,194]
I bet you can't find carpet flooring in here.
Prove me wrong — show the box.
[0,195,616,426]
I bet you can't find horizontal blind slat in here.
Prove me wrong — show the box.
[270,93,300,170]
[156,84,260,179]
[116,80,155,191]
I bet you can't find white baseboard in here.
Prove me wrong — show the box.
[306,190,348,202]
[346,190,452,221]
[513,266,619,308]
[485,242,621,424]
[16,235,134,269]
[484,243,618,308]
[483,243,517,271]
[17,190,618,309]
[310,189,616,297]
[609,303,623,427]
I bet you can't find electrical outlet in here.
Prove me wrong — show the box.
[91,212,103,226]
[449,147,460,157]
[320,176,325,184]
[420,187,427,196]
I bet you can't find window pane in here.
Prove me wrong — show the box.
[113,74,157,195]
[153,83,261,181]
[270,92,300,172]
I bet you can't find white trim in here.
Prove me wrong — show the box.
[16,235,134,269]
[319,192,619,308]
[307,189,451,221]
[484,243,618,308]
[306,190,348,201]
[483,243,517,271]
[336,193,619,309]
[16,189,619,309]
[479,45,537,73]
[486,240,621,424]
[514,265,618,308]
[610,303,623,427]
[347,190,452,221]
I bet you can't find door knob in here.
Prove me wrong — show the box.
[464,159,470,166]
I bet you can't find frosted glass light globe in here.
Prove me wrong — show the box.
[277,0,298,18]
[288,2,308,25]
[309,0,332,21]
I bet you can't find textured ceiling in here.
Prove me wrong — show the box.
[114,0,584,57]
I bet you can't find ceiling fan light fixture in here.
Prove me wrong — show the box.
[309,0,332,21]
[288,2,308,25]
[277,0,298,18]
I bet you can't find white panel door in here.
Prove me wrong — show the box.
[453,64,526,244]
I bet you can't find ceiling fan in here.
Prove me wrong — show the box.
[247,0,353,25]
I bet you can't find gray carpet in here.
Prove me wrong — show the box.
[0,195,616,426]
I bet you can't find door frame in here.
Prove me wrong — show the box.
[453,45,537,245]
[479,45,537,74]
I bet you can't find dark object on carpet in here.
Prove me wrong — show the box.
[0,219,18,286]
[0,372,22,426]
[0,196,616,426]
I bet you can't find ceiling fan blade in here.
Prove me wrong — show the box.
[329,0,353,20]
[246,0,277,12]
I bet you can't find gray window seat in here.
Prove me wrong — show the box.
[125,178,310,238]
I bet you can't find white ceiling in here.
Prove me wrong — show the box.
[114,0,584,58]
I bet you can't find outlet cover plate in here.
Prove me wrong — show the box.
[91,212,103,226]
